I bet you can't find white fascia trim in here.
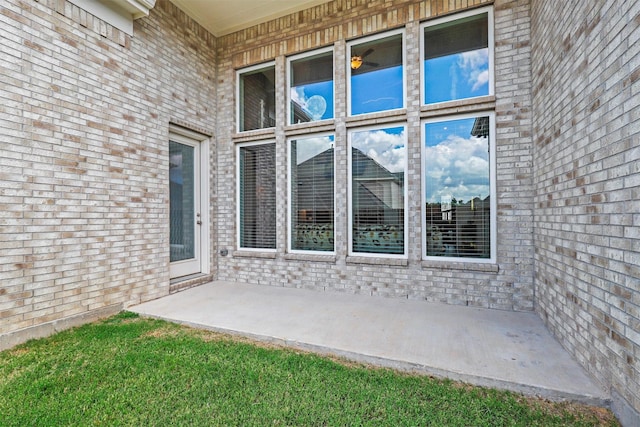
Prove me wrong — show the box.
[68,0,156,35]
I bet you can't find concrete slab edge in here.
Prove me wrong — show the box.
[130,312,612,409]
[612,390,640,427]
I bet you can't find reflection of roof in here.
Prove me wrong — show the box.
[471,116,489,138]
[292,100,311,122]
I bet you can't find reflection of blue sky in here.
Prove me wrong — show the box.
[424,48,489,104]
[295,135,334,164]
[291,80,333,121]
[425,117,489,204]
[351,66,403,115]
[352,126,405,173]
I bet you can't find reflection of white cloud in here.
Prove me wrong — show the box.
[295,136,333,165]
[352,129,405,173]
[458,50,489,93]
[292,87,308,110]
[425,134,489,203]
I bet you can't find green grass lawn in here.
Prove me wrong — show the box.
[0,312,618,426]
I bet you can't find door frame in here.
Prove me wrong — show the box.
[169,124,210,279]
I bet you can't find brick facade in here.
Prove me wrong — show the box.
[214,0,535,311]
[0,0,216,345]
[531,0,640,423]
[1,0,639,423]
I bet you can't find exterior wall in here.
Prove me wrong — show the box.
[0,0,216,348]
[531,0,640,423]
[214,0,535,311]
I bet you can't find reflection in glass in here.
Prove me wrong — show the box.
[350,126,405,255]
[424,116,491,258]
[290,51,334,124]
[350,33,404,115]
[239,65,276,131]
[424,12,489,104]
[290,135,335,252]
[169,141,195,262]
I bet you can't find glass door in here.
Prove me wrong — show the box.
[169,137,201,278]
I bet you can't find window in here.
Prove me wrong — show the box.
[289,135,335,253]
[422,7,493,105]
[423,113,495,261]
[349,125,407,256]
[237,63,276,132]
[288,49,334,124]
[237,142,276,250]
[348,31,405,116]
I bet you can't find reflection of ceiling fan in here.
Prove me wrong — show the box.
[350,48,379,70]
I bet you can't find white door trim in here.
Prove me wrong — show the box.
[169,127,210,279]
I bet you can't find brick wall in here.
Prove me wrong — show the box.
[214,0,535,311]
[0,0,216,347]
[531,0,640,422]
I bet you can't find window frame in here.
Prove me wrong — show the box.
[420,6,495,107]
[236,61,277,133]
[348,123,408,259]
[236,140,278,252]
[346,29,407,117]
[421,111,497,263]
[286,47,335,126]
[287,132,337,255]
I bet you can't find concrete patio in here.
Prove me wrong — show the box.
[130,281,609,407]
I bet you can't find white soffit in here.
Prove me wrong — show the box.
[169,0,332,37]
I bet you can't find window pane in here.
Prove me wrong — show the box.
[239,65,276,131]
[424,116,491,258]
[350,33,403,115]
[290,135,335,252]
[169,141,195,262]
[239,143,276,249]
[350,126,405,255]
[290,51,333,124]
[424,13,489,104]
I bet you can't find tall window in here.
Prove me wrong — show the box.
[289,135,335,252]
[422,8,492,105]
[288,49,334,124]
[348,31,404,116]
[423,114,495,260]
[349,125,406,256]
[238,63,276,132]
[238,142,276,250]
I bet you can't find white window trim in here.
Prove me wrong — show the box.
[346,29,407,117]
[420,5,495,107]
[236,140,278,252]
[286,47,335,126]
[421,111,497,263]
[236,61,277,134]
[287,133,337,255]
[347,123,408,259]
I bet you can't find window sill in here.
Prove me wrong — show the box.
[421,96,495,118]
[421,260,499,273]
[285,120,336,135]
[345,109,407,127]
[346,256,408,267]
[284,253,337,263]
[232,250,277,259]
[232,128,276,142]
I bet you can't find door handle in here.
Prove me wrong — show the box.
[196,213,202,225]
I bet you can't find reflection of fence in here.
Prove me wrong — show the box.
[170,207,194,262]
[293,224,333,251]
[425,198,490,258]
[353,224,404,254]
